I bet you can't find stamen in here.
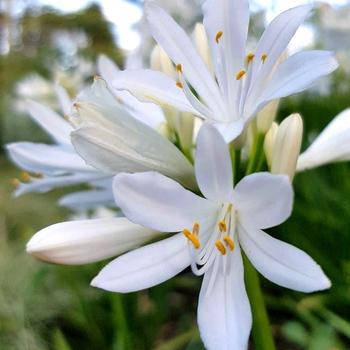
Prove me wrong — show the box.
[176,63,183,73]
[183,229,192,239]
[218,220,227,233]
[215,240,227,255]
[20,172,31,183]
[236,69,246,80]
[246,53,255,65]
[192,222,200,235]
[223,236,235,251]
[188,234,201,249]
[215,31,223,44]
[10,178,20,188]
[261,53,268,63]
[176,81,184,89]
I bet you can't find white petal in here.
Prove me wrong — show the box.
[59,189,115,210]
[91,233,190,292]
[27,100,72,145]
[145,3,224,115]
[211,119,244,143]
[26,217,159,265]
[297,108,350,171]
[239,224,331,292]
[233,172,293,229]
[260,51,338,103]
[195,125,233,202]
[198,246,252,350]
[112,69,198,114]
[97,54,120,82]
[6,142,93,175]
[54,84,72,115]
[114,172,218,232]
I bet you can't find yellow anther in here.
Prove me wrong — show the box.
[223,236,235,251]
[215,240,227,255]
[176,63,183,73]
[246,53,255,65]
[183,229,192,239]
[218,220,227,233]
[261,53,268,63]
[10,178,20,188]
[188,234,201,249]
[73,102,81,109]
[215,31,223,44]
[176,81,184,89]
[192,222,200,235]
[20,172,31,183]
[236,70,246,80]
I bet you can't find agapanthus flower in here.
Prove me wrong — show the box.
[111,0,338,141]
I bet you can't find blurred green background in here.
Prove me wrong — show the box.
[1,0,350,349]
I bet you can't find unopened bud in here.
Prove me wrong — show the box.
[192,23,214,74]
[264,122,279,168]
[150,45,176,77]
[257,99,279,134]
[271,114,303,181]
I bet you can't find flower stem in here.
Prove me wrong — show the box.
[243,254,276,350]
[246,133,265,175]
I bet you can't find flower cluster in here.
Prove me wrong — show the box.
[8,0,350,349]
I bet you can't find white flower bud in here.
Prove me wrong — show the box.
[192,23,214,74]
[257,99,280,134]
[264,122,279,168]
[150,45,176,77]
[271,114,303,181]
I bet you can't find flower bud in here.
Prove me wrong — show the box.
[257,99,280,134]
[271,114,303,181]
[150,45,176,77]
[192,23,214,74]
[264,122,279,168]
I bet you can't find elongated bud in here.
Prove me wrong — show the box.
[192,23,214,74]
[257,99,280,134]
[26,218,159,265]
[150,45,176,77]
[271,114,303,181]
[264,122,279,168]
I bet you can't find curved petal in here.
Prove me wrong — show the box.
[97,54,120,81]
[114,172,218,233]
[239,224,331,292]
[6,142,93,175]
[198,246,252,350]
[27,100,72,145]
[260,51,338,104]
[112,69,198,115]
[297,109,350,171]
[145,2,224,115]
[233,173,293,229]
[195,124,233,202]
[91,233,190,292]
[26,217,159,265]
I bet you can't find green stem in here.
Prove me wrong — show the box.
[243,254,276,350]
[111,294,131,350]
[246,133,265,175]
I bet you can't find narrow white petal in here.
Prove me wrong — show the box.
[260,51,338,103]
[91,233,190,292]
[6,142,93,175]
[97,54,120,81]
[112,69,198,114]
[198,246,252,350]
[233,173,293,229]
[239,224,331,292]
[145,3,224,115]
[26,217,159,265]
[195,125,233,202]
[114,172,218,232]
[54,84,72,115]
[27,100,72,145]
[297,109,350,171]
[59,189,115,210]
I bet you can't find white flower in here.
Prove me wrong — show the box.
[297,108,350,171]
[70,78,197,190]
[92,125,330,350]
[27,217,160,265]
[111,0,338,141]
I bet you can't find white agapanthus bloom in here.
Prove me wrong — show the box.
[111,0,338,141]
[91,125,330,350]
[297,108,350,171]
